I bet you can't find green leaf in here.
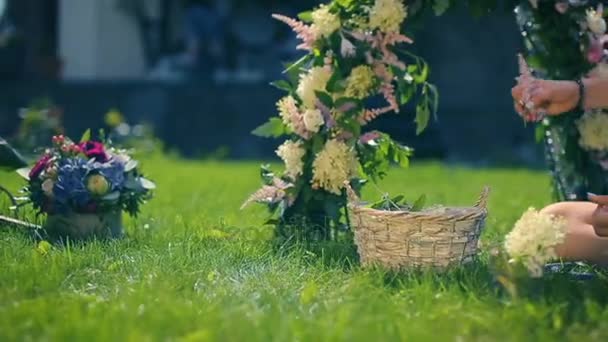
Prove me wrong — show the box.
[535,124,546,143]
[314,91,334,108]
[426,83,440,119]
[80,129,92,143]
[411,194,427,212]
[433,0,451,16]
[415,103,430,135]
[270,80,292,93]
[297,11,313,23]
[326,70,345,93]
[252,118,289,138]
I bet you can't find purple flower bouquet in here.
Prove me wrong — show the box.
[18,133,156,240]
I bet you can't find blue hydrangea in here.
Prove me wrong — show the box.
[53,157,92,209]
[90,157,126,191]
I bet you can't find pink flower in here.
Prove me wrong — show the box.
[359,132,382,145]
[555,2,569,14]
[79,141,108,162]
[588,36,604,64]
[29,154,52,179]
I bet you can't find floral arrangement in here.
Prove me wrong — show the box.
[244,0,438,240]
[19,131,155,218]
[516,0,608,200]
[504,207,567,278]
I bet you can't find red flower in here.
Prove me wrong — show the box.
[29,154,52,179]
[79,141,108,162]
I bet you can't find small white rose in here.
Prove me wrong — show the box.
[587,7,607,35]
[303,109,324,133]
[41,179,55,198]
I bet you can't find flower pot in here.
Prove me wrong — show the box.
[43,211,123,240]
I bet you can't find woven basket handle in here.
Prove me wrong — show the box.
[474,186,491,210]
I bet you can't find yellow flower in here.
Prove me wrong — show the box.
[87,174,110,196]
[504,208,567,278]
[312,139,359,195]
[311,5,341,38]
[303,109,324,133]
[276,140,306,179]
[345,66,376,99]
[104,109,125,129]
[297,67,332,109]
[577,111,608,151]
[368,0,407,33]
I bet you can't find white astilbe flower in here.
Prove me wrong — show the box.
[297,66,333,109]
[345,65,376,99]
[311,5,341,38]
[577,110,608,152]
[276,140,306,179]
[368,0,407,33]
[303,109,324,133]
[587,5,607,36]
[312,139,359,195]
[505,208,567,278]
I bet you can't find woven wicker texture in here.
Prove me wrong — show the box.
[348,187,490,270]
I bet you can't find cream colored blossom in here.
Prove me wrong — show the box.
[297,67,332,109]
[276,140,306,179]
[303,109,324,133]
[312,139,359,195]
[277,96,297,126]
[368,0,407,33]
[587,5,607,35]
[311,5,341,38]
[504,208,567,278]
[41,179,55,198]
[577,111,608,151]
[345,65,376,99]
[340,36,356,57]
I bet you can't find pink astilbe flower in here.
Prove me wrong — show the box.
[241,178,294,209]
[281,96,312,139]
[272,14,317,51]
[358,107,394,125]
[373,62,400,113]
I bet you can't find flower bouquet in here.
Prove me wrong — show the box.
[244,0,438,242]
[17,132,156,240]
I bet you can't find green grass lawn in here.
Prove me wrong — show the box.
[1,156,608,341]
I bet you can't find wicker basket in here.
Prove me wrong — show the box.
[348,187,490,270]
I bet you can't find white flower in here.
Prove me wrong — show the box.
[277,96,297,126]
[368,0,407,33]
[312,139,359,195]
[276,140,306,179]
[577,110,608,151]
[505,208,567,278]
[297,67,332,109]
[303,109,324,133]
[311,5,341,38]
[42,179,55,198]
[587,5,607,35]
[340,36,356,58]
[528,0,538,9]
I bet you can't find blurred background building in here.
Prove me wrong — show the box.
[0,0,539,166]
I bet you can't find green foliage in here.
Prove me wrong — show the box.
[252,118,290,138]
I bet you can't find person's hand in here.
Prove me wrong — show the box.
[588,193,608,237]
[512,79,580,120]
